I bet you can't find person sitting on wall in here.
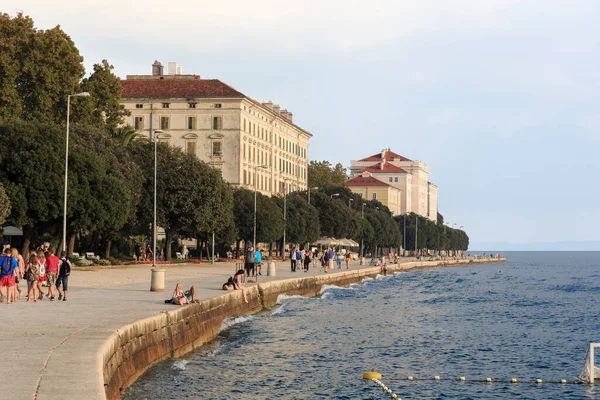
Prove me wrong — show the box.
[222,269,248,303]
[169,283,199,305]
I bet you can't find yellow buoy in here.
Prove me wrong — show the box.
[486,378,492,383]
[363,371,382,380]
[435,376,441,380]
[536,379,543,384]
[561,379,567,384]
[511,378,518,383]
[460,377,466,381]
[408,376,414,381]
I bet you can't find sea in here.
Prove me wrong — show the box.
[123,251,600,399]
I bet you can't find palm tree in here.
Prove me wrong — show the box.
[108,125,138,147]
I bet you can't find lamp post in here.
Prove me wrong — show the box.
[415,215,419,257]
[282,179,289,260]
[361,203,366,259]
[348,198,354,209]
[253,164,268,251]
[375,207,379,257]
[152,127,163,269]
[63,92,90,253]
[307,186,318,204]
[403,214,407,256]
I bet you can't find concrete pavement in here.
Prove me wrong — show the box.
[0,258,370,399]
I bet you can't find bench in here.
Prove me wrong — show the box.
[175,252,184,260]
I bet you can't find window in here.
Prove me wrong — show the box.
[389,177,393,182]
[243,143,246,159]
[186,141,196,156]
[188,117,196,130]
[134,116,143,130]
[135,104,143,109]
[213,116,222,130]
[372,193,377,200]
[394,177,398,182]
[189,103,196,108]
[243,170,247,184]
[160,117,169,130]
[243,119,246,132]
[215,103,222,108]
[162,103,170,108]
[212,141,222,156]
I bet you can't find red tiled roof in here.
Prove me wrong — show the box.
[346,177,391,187]
[121,77,245,99]
[357,162,408,174]
[359,150,411,162]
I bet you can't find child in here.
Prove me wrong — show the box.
[56,251,71,301]
[25,254,39,302]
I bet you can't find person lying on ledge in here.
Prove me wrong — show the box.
[222,269,248,303]
[170,283,199,305]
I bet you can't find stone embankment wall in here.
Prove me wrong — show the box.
[102,258,505,399]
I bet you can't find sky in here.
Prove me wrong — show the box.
[5,0,600,249]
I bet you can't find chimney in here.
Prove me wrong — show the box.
[262,101,274,111]
[380,160,384,170]
[152,60,164,76]
[273,104,281,114]
[287,112,293,123]
[280,109,289,120]
[168,61,182,75]
[381,148,387,160]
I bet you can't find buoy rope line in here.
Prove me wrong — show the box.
[371,378,402,399]
[382,375,586,385]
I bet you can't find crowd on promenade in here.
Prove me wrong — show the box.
[0,244,71,303]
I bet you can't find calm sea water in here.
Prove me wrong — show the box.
[124,252,600,399]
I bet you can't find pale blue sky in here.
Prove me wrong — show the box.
[6,1,599,248]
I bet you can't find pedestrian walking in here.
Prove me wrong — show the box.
[25,254,39,302]
[56,250,71,301]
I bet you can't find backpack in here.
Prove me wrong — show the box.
[28,263,40,281]
[1,256,13,276]
[60,259,71,277]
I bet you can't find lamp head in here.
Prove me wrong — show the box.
[73,92,90,97]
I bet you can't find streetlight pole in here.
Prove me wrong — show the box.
[348,198,354,208]
[415,215,419,257]
[361,203,366,259]
[253,164,268,251]
[403,214,406,256]
[282,179,288,261]
[307,186,318,204]
[63,92,90,254]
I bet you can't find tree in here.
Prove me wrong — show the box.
[129,141,232,261]
[0,120,66,258]
[232,188,283,248]
[0,13,85,124]
[307,160,347,189]
[311,192,355,239]
[0,182,10,226]
[74,59,130,130]
[273,193,320,246]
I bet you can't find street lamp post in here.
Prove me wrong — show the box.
[307,186,318,204]
[361,203,366,259]
[415,215,419,257]
[375,207,379,257]
[348,198,354,208]
[403,214,406,256]
[63,92,90,254]
[152,124,164,269]
[282,179,288,261]
[253,164,268,251]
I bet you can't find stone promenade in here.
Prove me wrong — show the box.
[0,257,496,399]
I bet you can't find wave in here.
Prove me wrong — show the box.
[172,359,189,371]
[219,315,255,332]
[276,294,304,304]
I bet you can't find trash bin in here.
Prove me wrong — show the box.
[267,261,276,276]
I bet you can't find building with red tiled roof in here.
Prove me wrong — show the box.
[345,177,403,216]
[120,61,312,196]
[349,148,438,221]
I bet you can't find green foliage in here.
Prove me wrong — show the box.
[0,13,85,124]
[307,160,347,189]
[0,182,10,225]
[273,193,320,245]
[74,59,130,130]
[232,188,283,244]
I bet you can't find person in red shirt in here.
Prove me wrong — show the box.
[45,248,60,301]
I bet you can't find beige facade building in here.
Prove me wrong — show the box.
[120,61,311,195]
[349,149,438,220]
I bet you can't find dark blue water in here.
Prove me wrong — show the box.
[124,252,600,399]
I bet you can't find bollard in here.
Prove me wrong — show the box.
[150,268,166,292]
[267,261,276,276]
[360,257,365,266]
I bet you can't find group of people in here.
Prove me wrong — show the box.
[0,246,71,303]
[243,246,263,277]
[288,247,353,273]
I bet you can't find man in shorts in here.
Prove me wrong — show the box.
[45,248,60,301]
[0,248,18,303]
